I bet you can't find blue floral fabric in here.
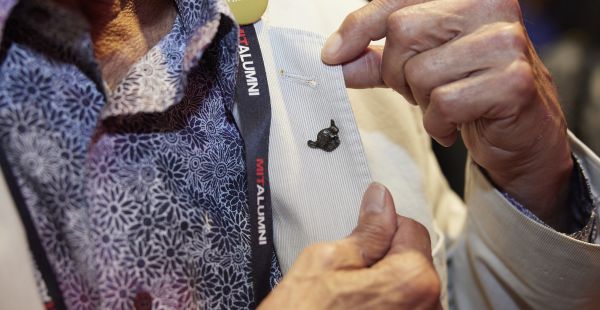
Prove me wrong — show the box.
[0,0,282,309]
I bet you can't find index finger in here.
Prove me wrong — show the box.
[387,215,433,259]
[380,0,469,103]
[321,0,427,65]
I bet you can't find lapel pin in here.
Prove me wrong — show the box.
[308,119,340,152]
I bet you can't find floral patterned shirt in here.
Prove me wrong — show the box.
[0,0,281,309]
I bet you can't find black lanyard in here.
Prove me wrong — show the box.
[235,23,274,306]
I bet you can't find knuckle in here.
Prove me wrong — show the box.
[430,87,448,106]
[387,11,415,46]
[508,60,536,101]
[431,87,457,119]
[495,24,527,53]
[404,58,425,87]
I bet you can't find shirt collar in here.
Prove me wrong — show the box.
[0,0,239,118]
[1,0,103,87]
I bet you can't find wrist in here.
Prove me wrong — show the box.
[486,130,574,231]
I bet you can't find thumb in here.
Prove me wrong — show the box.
[342,45,385,88]
[321,0,425,65]
[346,182,398,266]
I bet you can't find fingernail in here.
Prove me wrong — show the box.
[362,182,387,214]
[322,32,342,62]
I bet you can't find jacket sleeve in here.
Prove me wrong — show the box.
[448,132,600,309]
[0,168,44,310]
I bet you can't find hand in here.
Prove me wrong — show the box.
[321,0,573,230]
[259,183,441,310]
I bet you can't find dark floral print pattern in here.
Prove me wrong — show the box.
[0,0,283,308]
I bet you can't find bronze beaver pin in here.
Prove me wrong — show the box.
[307,119,340,152]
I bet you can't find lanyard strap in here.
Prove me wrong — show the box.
[235,23,274,306]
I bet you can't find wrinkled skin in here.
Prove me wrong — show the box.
[260,183,442,310]
[322,0,573,230]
